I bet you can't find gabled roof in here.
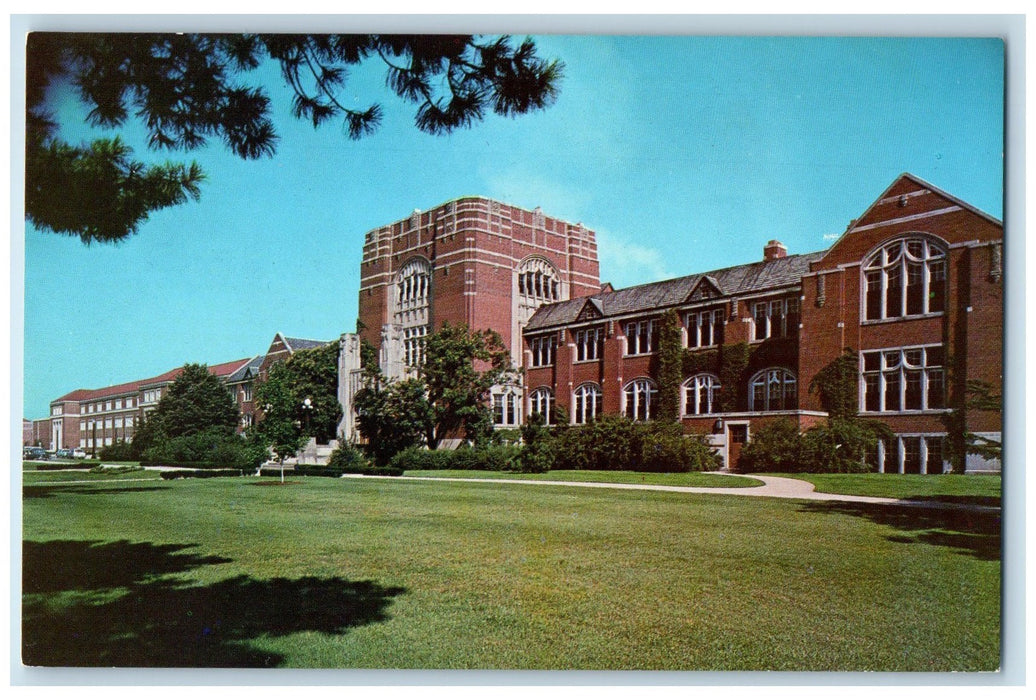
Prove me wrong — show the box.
[226,355,265,383]
[57,358,253,403]
[283,336,333,352]
[525,251,824,331]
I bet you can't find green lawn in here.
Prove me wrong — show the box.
[22,475,1000,670]
[403,469,763,488]
[771,473,1002,506]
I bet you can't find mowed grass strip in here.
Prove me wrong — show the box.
[771,473,1001,506]
[402,469,763,488]
[22,476,1000,670]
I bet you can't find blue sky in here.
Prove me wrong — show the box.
[18,34,1004,419]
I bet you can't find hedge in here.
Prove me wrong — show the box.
[160,469,246,480]
[30,460,103,471]
[388,445,521,472]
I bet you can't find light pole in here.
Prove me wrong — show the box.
[301,397,313,439]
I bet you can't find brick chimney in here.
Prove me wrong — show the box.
[764,240,787,260]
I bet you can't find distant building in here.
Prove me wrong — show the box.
[40,333,332,452]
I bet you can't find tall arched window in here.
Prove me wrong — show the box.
[683,374,722,416]
[623,378,658,421]
[863,237,947,321]
[394,258,431,368]
[492,387,521,427]
[528,387,554,425]
[573,383,603,424]
[749,368,797,412]
[516,257,562,327]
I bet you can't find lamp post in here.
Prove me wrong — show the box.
[301,397,313,439]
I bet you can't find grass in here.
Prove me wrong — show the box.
[22,475,1000,671]
[770,473,1002,506]
[402,469,763,488]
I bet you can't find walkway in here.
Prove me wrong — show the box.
[344,472,1000,512]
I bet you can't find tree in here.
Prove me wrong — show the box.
[130,362,241,461]
[26,33,564,243]
[421,323,516,448]
[942,379,1002,471]
[278,343,343,444]
[253,360,307,465]
[353,376,434,466]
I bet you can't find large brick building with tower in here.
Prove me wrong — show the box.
[337,196,601,441]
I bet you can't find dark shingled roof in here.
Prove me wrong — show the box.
[226,355,265,383]
[526,250,825,331]
[283,337,333,352]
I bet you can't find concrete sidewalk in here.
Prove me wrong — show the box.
[347,472,999,511]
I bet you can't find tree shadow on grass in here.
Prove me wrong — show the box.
[796,502,1001,562]
[23,484,169,499]
[22,540,407,668]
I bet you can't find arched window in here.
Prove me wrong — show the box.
[516,257,562,326]
[573,383,603,425]
[528,387,554,425]
[863,237,947,321]
[492,387,521,427]
[749,368,797,412]
[683,374,722,416]
[394,258,431,368]
[623,378,658,421]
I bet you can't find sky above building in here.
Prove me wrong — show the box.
[17,31,1005,419]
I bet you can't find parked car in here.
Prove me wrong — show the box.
[72,448,87,459]
[23,447,48,461]
[55,448,74,459]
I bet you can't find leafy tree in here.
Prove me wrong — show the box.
[279,343,342,443]
[129,362,241,461]
[421,323,516,448]
[354,376,435,466]
[942,379,1002,471]
[27,33,564,243]
[253,360,306,464]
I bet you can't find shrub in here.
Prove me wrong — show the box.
[735,419,808,473]
[140,428,264,471]
[514,416,554,473]
[98,440,136,461]
[553,415,643,471]
[32,460,102,471]
[388,445,520,472]
[326,441,372,472]
[160,469,244,480]
[639,422,720,473]
[89,464,144,475]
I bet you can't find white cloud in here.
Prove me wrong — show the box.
[595,227,675,289]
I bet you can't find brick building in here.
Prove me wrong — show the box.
[38,332,331,452]
[337,196,601,440]
[522,174,1002,473]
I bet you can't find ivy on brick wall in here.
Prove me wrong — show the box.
[808,348,858,419]
[718,342,751,412]
[656,309,683,422]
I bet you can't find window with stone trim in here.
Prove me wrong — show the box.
[623,378,658,421]
[752,297,800,341]
[529,334,556,367]
[861,345,945,413]
[624,319,657,355]
[863,237,947,321]
[492,388,521,427]
[748,368,797,412]
[528,387,554,424]
[683,374,722,416]
[686,308,725,348]
[573,383,603,424]
[575,327,602,361]
[873,434,948,474]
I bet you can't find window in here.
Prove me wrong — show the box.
[79,421,85,431]
[125,416,134,428]
[516,258,562,328]
[242,384,253,402]
[528,387,554,425]
[126,397,134,408]
[575,327,602,362]
[573,384,603,424]
[863,237,947,321]
[625,320,657,355]
[877,435,947,474]
[51,406,62,416]
[493,389,521,426]
[749,368,797,411]
[683,374,722,415]
[686,308,725,348]
[114,418,123,429]
[529,335,556,367]
[396,258,431,310]
[105,401,112,411]
[623,378,658,421]
[115,398,123,409]
[403,326,428,367]
[752,297,800,341]
[861,345,944,413]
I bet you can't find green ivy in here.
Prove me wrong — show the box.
[808,348,858,419]
[656,309,683,423]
